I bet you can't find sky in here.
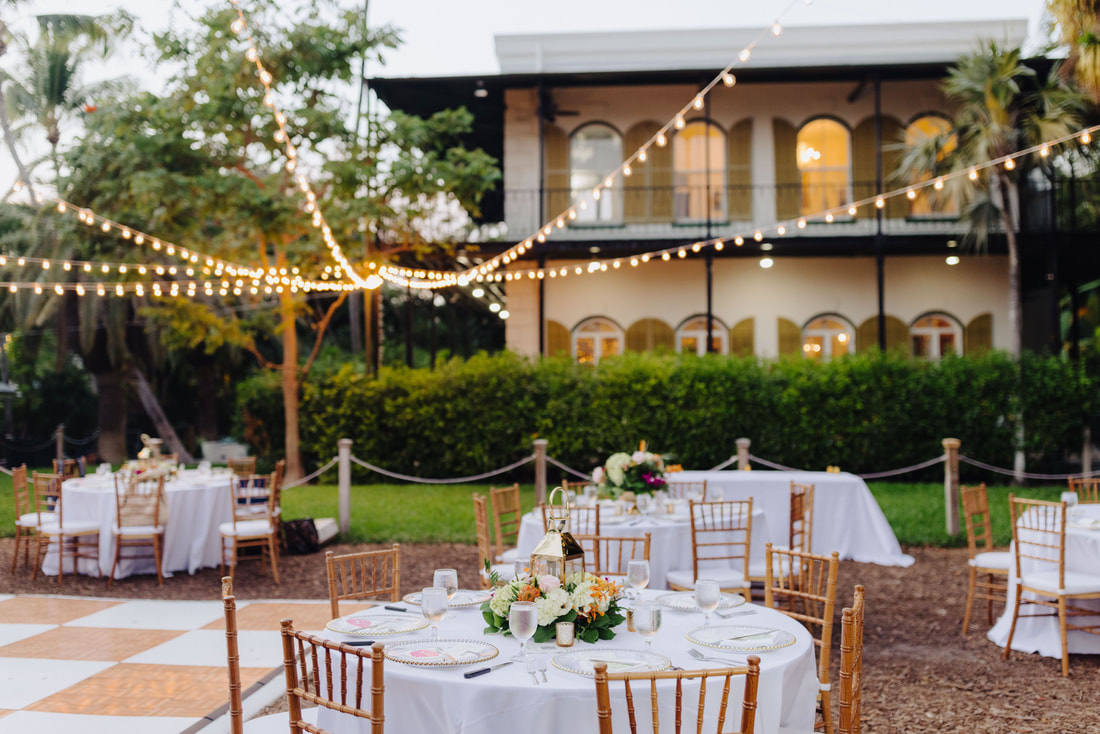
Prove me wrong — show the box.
[1,0,1054,189]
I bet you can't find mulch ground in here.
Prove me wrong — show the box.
[2,539,1097,732]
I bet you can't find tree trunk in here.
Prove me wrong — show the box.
[195,360,219,440]
[94,370,128,463]
[279,280,303,481]
[998,172,1021,356]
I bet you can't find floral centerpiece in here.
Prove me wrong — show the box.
[592,442,667,496]
[481,571,625,643]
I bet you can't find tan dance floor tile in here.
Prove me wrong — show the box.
[0,627,183,661]
[0,709,12,718]
[26,663,271,717]
[202,601,370,632]
[0,598,121,625]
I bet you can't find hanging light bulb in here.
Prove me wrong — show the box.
[231,19,245,34]
[656,133,667,147]
[798,219,807,229]
[692,94,704,110]
[246,47,258,62]
[674,115,685,130]
[638,149,648,163]
[875,198,885,209]
[714,240,724,251]
[772,21,782,36]
[907,189,917,199]
[1081,130,1092,145]
[825,213,834,223]
[1004,158,1016,171]
[934,178,944,190]
[739,48,751,62]
[623,165,632,177]
[968,168,978,181]
[723,73,736,87]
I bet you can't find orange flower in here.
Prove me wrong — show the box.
[516,584,541,603]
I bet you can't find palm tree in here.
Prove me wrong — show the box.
[1046,0,1100,103]
[896,41,1085,355]
[0,0,36,197]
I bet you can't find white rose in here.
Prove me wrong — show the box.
[539,575,561,592]
[535,588,570,625]
[632,450,647,464]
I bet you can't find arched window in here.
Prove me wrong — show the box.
[573,317,623,364]
[673,121,726,221]
[911,313,962,358]
[570,124,622,224]
[802,315,854,361]
[905,115,959,217]
[676,315,728,355]
[797,119,851,216]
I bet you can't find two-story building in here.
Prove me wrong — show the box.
[372,19,1090,361]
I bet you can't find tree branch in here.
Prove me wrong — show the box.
[300,291,348,381]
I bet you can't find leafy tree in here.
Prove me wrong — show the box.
[896,42,1085,354]
[1047,0,1100,103]
[60,0,498,477]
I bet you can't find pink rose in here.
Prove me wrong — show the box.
[538,575,561,592]
[592,467,604,484]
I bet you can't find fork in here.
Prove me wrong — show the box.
[686,648,747,666]
[526,656,540,685]
[717,608,757,619]
[536,655,549,683]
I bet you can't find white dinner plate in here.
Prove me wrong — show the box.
[687,625,796,653]
[325,611,429,637]
[384,638,499,668]
[656,591,746,612]
[403,589,491,608]
[552,647,670,676]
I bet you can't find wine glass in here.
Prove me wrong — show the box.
[695,579,721,626]
[509,601,539,662]
[636,493,652,515]
[634,601,662,647]
[434,568,459,600]
[420,587,448,638]
[584,484,599,506]
[513,560,527,581]
[626,560,650,603]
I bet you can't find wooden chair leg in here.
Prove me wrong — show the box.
[962,566,977,634]
[32,535,44,580]
[108,537,121,588]
[154,536,164,586]
[10,531,21,574]
[1058,596,1070,677]
[269,536,280,584]
[820,686,834,734]
[1002,586,1022,661]
[985,574,996,626]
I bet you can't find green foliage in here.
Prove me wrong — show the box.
[235,350,1096,482]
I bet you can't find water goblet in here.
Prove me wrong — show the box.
[634,601,662,647]
[626,560,650,603]
[635,493,652,515]
[434,568,459,600]
[695,579,721,626]
[420,586,448,638]
[509,601,539,662]
[584,485,599,506]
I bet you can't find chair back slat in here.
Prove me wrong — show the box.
[1008,495,1066,587]
[838,585,865,734]
[665,480,707,501]
[960,484,995,559]
[1068,476,1100,503]
[326,546,401,619]
[12,464,30,515]
[789,482,814,554]
[540,503,600,536]
[115,473,167,528]
[689,499,752,586]
[227,457,257,477]
[472,494,495,588]
[573,533,651,577]
[32,472,63,524]
[489,483,522,561]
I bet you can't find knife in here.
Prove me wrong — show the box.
[384,605,407,612]
[342,640,375,646]
[464,661,514,679]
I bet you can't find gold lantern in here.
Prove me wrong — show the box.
[529,487,586,582]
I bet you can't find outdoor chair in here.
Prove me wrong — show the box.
[219,472,280,583]
[32,471,100,585]
[751,482,814,589]
[52,457,83,479]
[473,493,512,588]
[666,499,753,601]
[960,483,1009,634]
[227,456,258,477]
[11,465,45,573]
[489,482,522,564]
[573,532,651,577]
[1003,495,1100,676]
[1068,476,1100,503]
[108,472,168,587]
[561,478,598,499]
[764,543,840,734]
[665,479,708,501]
[326,546,401,619]
[838,586,866,734]
[540,502,600,535]
[593,656,761,734]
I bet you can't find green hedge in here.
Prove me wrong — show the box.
[237,350,1095,482]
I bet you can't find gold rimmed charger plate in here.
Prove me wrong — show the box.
[552,648,670,677]
[383,638,499,668]
[687,625,796,653]
[325,611,429,637]
[656,591,746,612]
[402,589,491,608]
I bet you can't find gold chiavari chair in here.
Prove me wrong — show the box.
[219,472,280,583]
[280,619,386,733]
[540,502,600,535]
[573,533,651,577]
[594,656,761,734]
[32,472,100,585]
[1068,476,1100,503]
[108,472,168,587]
[838,585,865,734]
[665,479,707,501]
[489,482,522,564]
[960,483,1009,634]
[666,499,753,601]
[325,546,401,619]
[11,464,45,573]
[52,457,83,479]
[764,543,840,734]
[789,482,815,555]
[1003,495,1100,676]
[227,456,258,477]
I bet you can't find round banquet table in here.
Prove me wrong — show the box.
[987,503,1100,658]
[40,469,234,579]
[315,589,817,734]
[516,502,770,589]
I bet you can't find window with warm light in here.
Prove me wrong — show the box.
[905,115,959,217]
[673,121,726,221]
[911,314,961,358]
[570,124,622,224]
[802,316,853,361]
[676,315,728,355]
[573,317,623,364]
[797,119,851,216]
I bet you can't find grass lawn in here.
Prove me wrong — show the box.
[0,471,1068,547]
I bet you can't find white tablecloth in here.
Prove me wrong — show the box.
[987,504,1100,658]
[316,589,817,734]
[673,470,913,567]
[517,506,769,589]
[40,469,234,579]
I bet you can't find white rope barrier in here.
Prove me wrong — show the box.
[281,457,339,489]
[349,453,535,485]
[0,465,11,476]
[747,455,804,472]
[545,456,592,481]
[958,455,1100,481]
[858,455,946,480]
[709,456,738,471]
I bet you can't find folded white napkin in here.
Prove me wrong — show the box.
[588,654,644,673]
[720,631,775,646]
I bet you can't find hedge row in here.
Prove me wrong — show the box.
[236,350,1096,482]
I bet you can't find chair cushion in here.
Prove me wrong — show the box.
[220,520,274,537]
[1021,570,1100,596]
[666,568,749,590]
[969,551,1011,571]
[113,524,165,536]
[480,563,516,583]
[16,511,57,528]
[40,520,100,535]
[498,548,519,564]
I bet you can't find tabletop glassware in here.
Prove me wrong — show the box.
[695,579,721,626]
[635,493,652,515]
[421,586,448,638]
[626,560,650,602]
[509,601,538,662]
[634,601,662,647]
[584,485,599,505]
[513,560,527,581]
[1061,491,1079,517]
[434,568,459,600]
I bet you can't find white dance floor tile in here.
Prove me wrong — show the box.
[0,624,56,649]
[0,657,113,709]
[124,629,283,668]
[64,600,224,630]
[0,711,201,734]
